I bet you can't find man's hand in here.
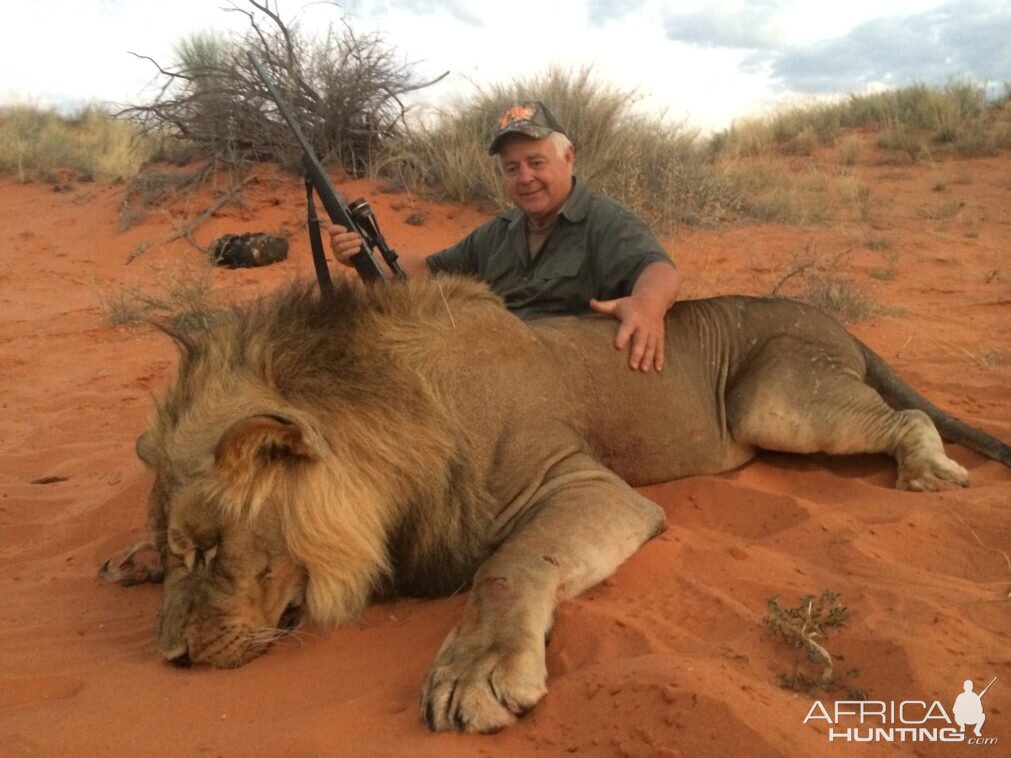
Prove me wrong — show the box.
[590,295,668,372]
[326,222,432,280]
[326,223,364,269]
[590,261,681,373]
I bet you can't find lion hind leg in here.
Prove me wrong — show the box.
[727,340,968,492]
[421,453,665,733]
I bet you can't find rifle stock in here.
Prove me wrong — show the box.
[247,51,387,283]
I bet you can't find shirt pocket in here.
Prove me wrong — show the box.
[529,253,591,316]
[531,252,584,281]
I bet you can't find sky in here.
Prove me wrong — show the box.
[3,0,1010,131]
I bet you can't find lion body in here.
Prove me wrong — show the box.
[130,275,1010,729]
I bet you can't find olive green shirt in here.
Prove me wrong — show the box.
[425,178,674,320]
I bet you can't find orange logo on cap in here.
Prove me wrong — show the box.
[499,105,535,128]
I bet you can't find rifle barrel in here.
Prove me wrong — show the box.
[246,51,387,283]
[979,676,997,699]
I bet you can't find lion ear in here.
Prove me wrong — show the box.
[214,414,316,473]
[136,432,158,467]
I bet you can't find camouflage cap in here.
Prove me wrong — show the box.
[488,101,566,155]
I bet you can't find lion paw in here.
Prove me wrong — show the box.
[421,633,547,733]
[897,453,969,492]
[98,541,163,586]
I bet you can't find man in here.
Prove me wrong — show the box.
[329,101,681,372]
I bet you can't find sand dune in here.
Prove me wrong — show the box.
[1,144,1009,756]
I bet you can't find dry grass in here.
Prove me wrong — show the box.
[715,81,1011,161]
[837,135,863,166]
[378,65,884,232]
[8,69,1008,241]
[768,246,890,325]
[0,104,152,182]
[378,66,745,235]
[99,263,226,332]
[382,73,1011,232]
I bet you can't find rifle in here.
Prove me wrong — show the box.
[979,676,997,699]
[246,51,405,293]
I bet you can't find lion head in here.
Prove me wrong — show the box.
[137,279,499,668]
[136,418,312,668]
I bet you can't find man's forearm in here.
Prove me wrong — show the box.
[394,249,434,279]
[632,261,681,312]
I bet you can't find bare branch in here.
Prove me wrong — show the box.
[120,0,441,178]
[125,176,255,264]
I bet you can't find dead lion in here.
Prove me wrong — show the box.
[105,275,1011,733]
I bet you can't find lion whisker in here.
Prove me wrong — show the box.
[249,625,319,647]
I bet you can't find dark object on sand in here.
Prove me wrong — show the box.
[208,233,289,268]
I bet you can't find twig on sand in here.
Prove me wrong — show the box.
[125,176,255,264]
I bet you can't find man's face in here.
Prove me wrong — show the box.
[497,135,574,225]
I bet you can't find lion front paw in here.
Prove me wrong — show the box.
[98,541,163,586]
[421,631,547,733]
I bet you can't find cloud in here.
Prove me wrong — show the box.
[768,0,1011,92]
[585,0,649,26]
[662,1,791,50]
[344,0,483,27]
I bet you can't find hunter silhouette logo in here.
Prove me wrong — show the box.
[803,676,999,744]
[954,677,996,737]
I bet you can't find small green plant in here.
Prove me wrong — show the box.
[765,590,860,695]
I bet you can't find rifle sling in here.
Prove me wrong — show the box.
[305,175,336,300]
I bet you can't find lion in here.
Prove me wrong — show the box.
[103,275,1011,734]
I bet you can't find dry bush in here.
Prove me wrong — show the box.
[713,81,1008,160]
[99,263,225,332]
[837,134,863,166]
[769,246,887,324]
[722,160,844,226]
[712,101,843,158]
[121,1,443,178]
[382,63,901,231]
[0,104,150,182]
[379,65,742,233]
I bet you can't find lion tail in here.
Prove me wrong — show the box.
[858,340,1011,468]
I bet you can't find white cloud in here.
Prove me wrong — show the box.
[2,0,1008,130]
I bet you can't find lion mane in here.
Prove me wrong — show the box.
[144,276,513,628]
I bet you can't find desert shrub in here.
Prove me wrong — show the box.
[768,247,889,324]
[0,104,150,181]
[121,3,442,177]
[721,160,843,226]
[713,81,1007,159]
[837,135,863,166]
[99,264,225,332]
[714,101,845,158]
[379,65,742,233]
[764,591,862,696]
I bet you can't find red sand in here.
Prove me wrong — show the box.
[1,145,1009,756]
